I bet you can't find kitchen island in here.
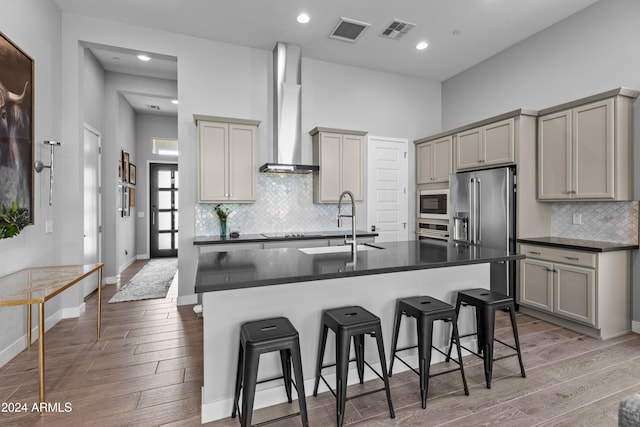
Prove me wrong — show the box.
[196,240,524,423]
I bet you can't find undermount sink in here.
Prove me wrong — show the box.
[298,244,383,255]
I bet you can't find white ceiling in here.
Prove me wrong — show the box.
[60,0,600,115]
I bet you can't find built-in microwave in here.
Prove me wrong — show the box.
[419,189,449,220]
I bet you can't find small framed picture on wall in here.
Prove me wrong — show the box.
[129,163,136,185]
[122,150,130,183]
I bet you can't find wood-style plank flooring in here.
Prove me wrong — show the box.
[0,259,638,426]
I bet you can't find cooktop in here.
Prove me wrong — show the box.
[261,232,324,239]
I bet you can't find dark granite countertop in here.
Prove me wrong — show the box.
[517,237,639,252]
[193,230,378,245]
[195,240,524,293]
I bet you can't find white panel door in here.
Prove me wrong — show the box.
[83,125,102,297]
[367,136,408,242]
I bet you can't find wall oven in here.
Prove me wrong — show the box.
[417,220,449,241]
[419,189,449,220]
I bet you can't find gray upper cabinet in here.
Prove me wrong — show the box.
[195,115,260,203]
[455,118,514,171]
[310,127,366,203]
[537,89,638,201]
[416,136,452,184]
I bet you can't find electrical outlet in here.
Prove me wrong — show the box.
[572,213,582,225]
[45,220,53,234]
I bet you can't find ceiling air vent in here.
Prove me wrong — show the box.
[329,17,370,43]
[380,19,416,40]
[147,105,160,111]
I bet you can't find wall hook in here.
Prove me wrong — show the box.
[34,140,61,206]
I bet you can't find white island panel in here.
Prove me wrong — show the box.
[201,262,489,423]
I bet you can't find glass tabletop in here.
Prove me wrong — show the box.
[0,263,103,306]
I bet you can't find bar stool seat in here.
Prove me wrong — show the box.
[313,306,395,427]
[389,296,469,409]
[447,288,526,389]
[231,317,308,427]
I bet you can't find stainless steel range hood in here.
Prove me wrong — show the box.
[260,42,318,174]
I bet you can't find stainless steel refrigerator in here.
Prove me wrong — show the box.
[449,166,516,297]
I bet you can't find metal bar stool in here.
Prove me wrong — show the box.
[446,288,526,389]
[313,306,395,427]
[388,296,469,409]
[231,317,309,427]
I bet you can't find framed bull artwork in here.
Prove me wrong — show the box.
[0,32,33,225]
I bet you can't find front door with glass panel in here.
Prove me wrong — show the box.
[150,163,178,257]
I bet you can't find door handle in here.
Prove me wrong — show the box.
[371,225,376,232]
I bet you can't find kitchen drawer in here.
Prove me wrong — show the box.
[519,244,596,268]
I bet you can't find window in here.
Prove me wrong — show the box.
[152,138,179,156]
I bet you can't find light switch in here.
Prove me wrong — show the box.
[572,213,582,225]
[45,220,53,233]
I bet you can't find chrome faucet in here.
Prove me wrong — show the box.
[337,190,356,255]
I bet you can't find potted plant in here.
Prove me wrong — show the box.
[214,204,231,238]
[0,201,30,239]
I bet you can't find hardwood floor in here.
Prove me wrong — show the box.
[0,260,638,426]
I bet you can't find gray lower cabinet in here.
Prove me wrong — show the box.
[518,243,631,339]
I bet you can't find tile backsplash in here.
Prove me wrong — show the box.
[551,201,638,244]
[195,174,362,235]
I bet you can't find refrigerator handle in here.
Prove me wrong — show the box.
[470,177,480,244]
[476,178,481,244]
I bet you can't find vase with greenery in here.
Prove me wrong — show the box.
[214,204,230,238]
[0,201,30,239]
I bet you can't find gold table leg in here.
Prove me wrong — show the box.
[27,304,32,349]
[97,267,103,339]
[38,302,45,405]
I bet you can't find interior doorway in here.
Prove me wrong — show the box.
[150,163,178,258]
[366,135,409,242]
[83,124,102,297]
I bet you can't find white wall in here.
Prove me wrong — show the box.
[441,0,640,326]
[82,49,105,133]
[0,0,70,367]
[134,113,178,258]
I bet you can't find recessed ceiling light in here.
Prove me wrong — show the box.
[416,41,429,50]
[137,54,151,61]
[297,13,310,24]
[171,99,179,105]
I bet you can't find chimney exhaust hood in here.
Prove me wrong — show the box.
[260,42,318,174]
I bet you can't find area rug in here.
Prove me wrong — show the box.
[109,258,178,303]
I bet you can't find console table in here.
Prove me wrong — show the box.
[0,263,104,405]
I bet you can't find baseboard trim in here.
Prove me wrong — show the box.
[0,307,64,368]
[105,276,118,285]
[177,294,198,306]
[118,257,137,273]
[62,302,86,319]
[137,254,150,260]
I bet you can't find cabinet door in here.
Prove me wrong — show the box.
[416,142,434,184]
[455,127,482,170]
[341,134,364,200]
[318,132,342,201]
[199,122,228,202]
[538,110,571,200]
[519,258,554,312]
[433,136,452,182]
[572,99,614,199]
[228,124,257,202]
[483,118,514,166]
[554,264,596,326]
